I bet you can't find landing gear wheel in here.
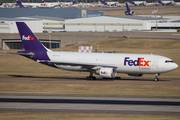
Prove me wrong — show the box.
[86,76,96,80]
[154,78,159,82]
[154,74,160,82]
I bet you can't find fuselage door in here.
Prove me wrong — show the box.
[153,58,158,68]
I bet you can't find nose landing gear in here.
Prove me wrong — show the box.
[154,74,160,82]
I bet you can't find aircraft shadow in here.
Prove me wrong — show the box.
[0,98,179,106]
[8,75,170,82]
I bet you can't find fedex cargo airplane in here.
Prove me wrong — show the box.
[15,0,59,8]
[158,0,174,5]
[129,0,146,6]
[59,0,76,7]
[125,3,134,15]
[15,22,178,81]
[102,0,121,7]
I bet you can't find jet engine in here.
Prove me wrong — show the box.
[130,11,134,15]
[96,68,117,78]
[125,10,134,15]
[128,74,143,77]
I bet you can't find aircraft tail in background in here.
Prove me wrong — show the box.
[129,0,135,5]
[102,0,107,5]
[73,0,76,4]
[16,0,23,7]
[158,0,164,5]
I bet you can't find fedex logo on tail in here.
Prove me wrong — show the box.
[22,35,34,40]
[124,57,150,66]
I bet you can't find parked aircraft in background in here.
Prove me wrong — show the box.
[15,0,59,8]
[102,0,121,7]
[129,0,146,6]
[158,0,175,5]
[59,0,76,7]
[15,22,178,81]
[38,0,60,8]
[125,3,134,15]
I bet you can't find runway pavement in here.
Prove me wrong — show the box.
[0,95,180,114]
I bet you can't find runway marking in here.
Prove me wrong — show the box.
[172,34,180,36]
[0,95,180,114]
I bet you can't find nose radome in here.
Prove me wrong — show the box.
[171,63,178,70]
[174,63,178,69]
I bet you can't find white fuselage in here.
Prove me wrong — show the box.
[47,51,178,74]
[131,1,146,6]
[21,2,59,8]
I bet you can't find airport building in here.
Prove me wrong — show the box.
[0,18,61,50]
[0,8,103,19]
[0,18,43,33]
[65,16,180,32]
[0,8,180,50]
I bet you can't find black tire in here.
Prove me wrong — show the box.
[154,78,159,82]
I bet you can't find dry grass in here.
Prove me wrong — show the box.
[0,82,179,97]
[0,112,180,120]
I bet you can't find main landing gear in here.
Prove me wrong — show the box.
[86,70,96,80]
[154,74,160,82]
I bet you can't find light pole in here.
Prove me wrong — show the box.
[161,2,162,18]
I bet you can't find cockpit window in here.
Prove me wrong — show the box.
[165,60,174,63]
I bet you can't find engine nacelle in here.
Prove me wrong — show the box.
[96,68,117,78]
[130,11,134,15]
[128,74,143,77]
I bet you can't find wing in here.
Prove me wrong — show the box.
[37,60,117,69]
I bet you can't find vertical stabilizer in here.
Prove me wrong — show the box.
[16,22,50,52]
[126,3,130,12]
[158,0,164,5]
[16,0,23,7]
[73,0,76,4]
[129,0,135,4]
[102,0,107,5]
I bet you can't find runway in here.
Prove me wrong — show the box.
[0,95,180,114]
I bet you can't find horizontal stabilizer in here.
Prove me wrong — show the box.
[3,52,34,56]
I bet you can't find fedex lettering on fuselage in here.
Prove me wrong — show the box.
[124,57,150,66]
[22,35,34,40]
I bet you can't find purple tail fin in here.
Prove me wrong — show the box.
[16,22,48,52]
[129,0,135,4]
[42,0,45,3]
[102,0,107,5]
[158,0,163,4]
[126,3,130,12]
[73,0,75,4]
[16,0,23,7]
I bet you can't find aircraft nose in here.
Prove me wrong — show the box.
[172,63,178,70]
[174,63,178,69]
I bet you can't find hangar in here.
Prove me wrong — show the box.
[0,18,61,50]
[0,8,103,19]
[65,16,180,32]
